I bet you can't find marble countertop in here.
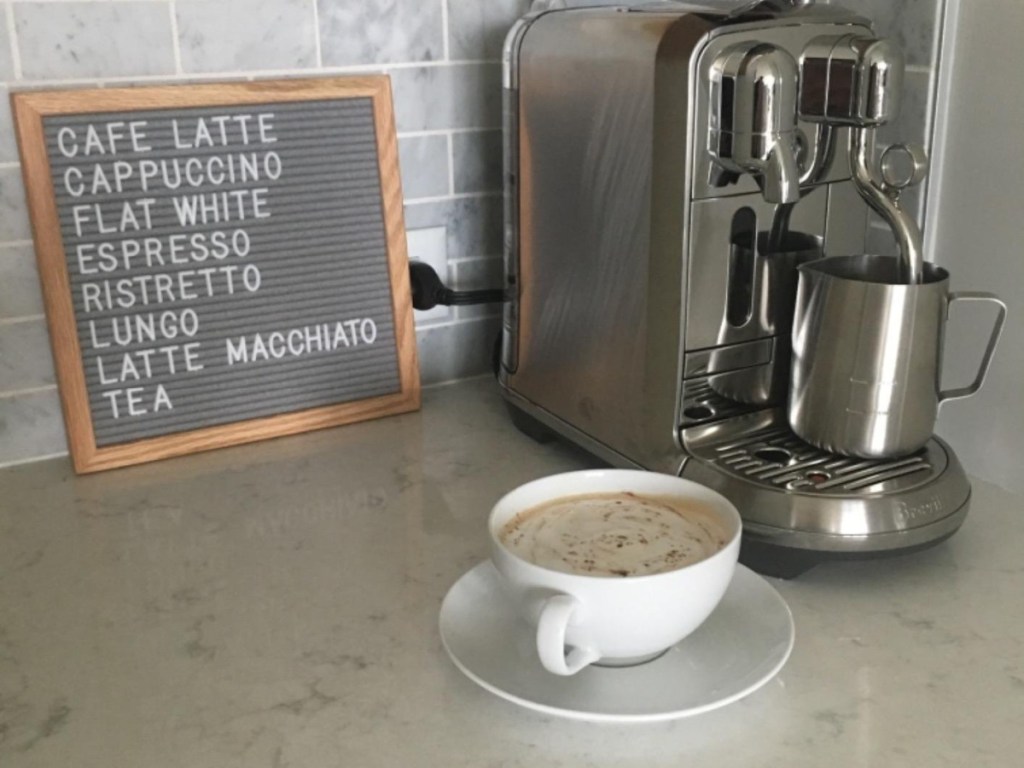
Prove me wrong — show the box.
[1,378,1021,767]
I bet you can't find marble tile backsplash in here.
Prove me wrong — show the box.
[176,0,318,73]
[0,0,511,467]
[827,0,947,250]
[0,0,945,467]
[318,0,445,66]
[15,3,177,80]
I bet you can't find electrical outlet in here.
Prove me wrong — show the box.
[406,226,450,325]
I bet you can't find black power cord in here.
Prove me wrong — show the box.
[408,260,505,310]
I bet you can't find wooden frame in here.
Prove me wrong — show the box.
[12,77,420,474]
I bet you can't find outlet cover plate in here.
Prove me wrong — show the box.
[406,226,450,326]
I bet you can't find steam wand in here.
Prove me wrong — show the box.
[798,34,928,283]
[850,126,927,284]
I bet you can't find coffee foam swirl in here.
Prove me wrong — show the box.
[499,492,728,577]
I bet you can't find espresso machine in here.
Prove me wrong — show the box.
[497,0,980,577]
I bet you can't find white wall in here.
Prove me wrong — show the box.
[928,0,1024,492]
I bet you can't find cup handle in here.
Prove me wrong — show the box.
[536,595,600,676]
[939,291,1007,404]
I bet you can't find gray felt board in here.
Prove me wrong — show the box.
[44,97,401,447]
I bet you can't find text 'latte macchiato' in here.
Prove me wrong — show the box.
[498,492,729,577]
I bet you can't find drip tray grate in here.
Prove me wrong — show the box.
[706,425,942,495]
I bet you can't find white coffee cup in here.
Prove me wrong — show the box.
[489,469,742,676]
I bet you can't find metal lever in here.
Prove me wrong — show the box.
[879,142,928,193]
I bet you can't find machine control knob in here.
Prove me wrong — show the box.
[879,142,929,190]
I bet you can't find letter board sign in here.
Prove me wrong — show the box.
[13,77,419,473]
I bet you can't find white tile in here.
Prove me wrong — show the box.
[452,130,502,194]
[398,134,449,200]
[407,225,451,326]
[447,0,529,61]
[0,167,31,242]
[404,195,502,260]
[0,86,19,163]
[15,2,175,80]
[0,318,55,392]
[318,0,443,67]
[0,388,67,465]
[0,245,44,319]
[416,316,501,385]
[0,10,14,81]
[389,64,501,132]
[176,0,317,74]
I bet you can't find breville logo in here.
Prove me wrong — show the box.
[896,495,944,524]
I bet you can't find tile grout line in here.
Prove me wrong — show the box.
[405,191,500,206]
[310,0,323,69]
[441,0,450,61]
[449,255,503,265]
[5,1,21,81]
[4,0,175,3]
[0,58,501,89]
[415,314,501,332]
[446,132,455,197]
[399,127,497,139]
[168,1,183,76]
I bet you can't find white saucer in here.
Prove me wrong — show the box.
[439,562,794,723]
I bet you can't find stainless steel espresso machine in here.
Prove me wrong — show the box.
[497,0,980,576]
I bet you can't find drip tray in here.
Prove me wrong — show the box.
[680,410,970,565]
[681,410,947,497]
[711,426,942,495]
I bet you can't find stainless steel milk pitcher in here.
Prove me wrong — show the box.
[789,255,1006,458]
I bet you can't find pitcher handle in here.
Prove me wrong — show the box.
[939,291,1007,404]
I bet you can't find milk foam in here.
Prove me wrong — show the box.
[498,492,728,577]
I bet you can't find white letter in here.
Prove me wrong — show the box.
[101,389,122,418]
[153,385,172,412]
[82,283,103,312]
[129,121,151,152]
[64,167,84,197]
[242,264,261,292]
[360,318,378,344]
[72,205,92,237]
[76,244,97,275]
[105,122,126,154]
[258,113,276,143]
[268,332,285,358]
[96,355,116,385]
[125,387,146,416]
[57,127,78,158]
[225,337,248,365]
[172,119,189,150]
